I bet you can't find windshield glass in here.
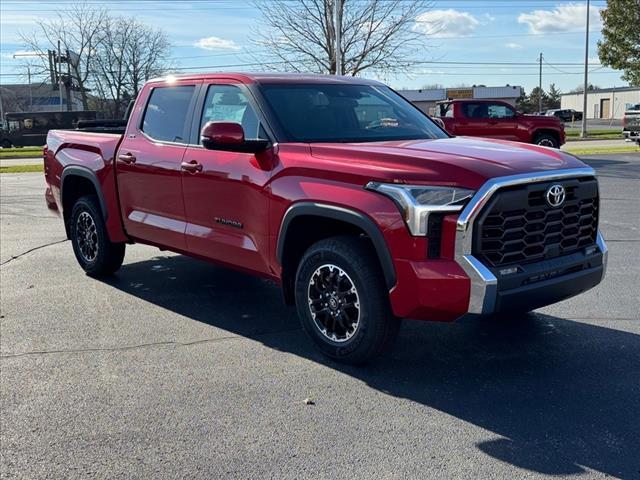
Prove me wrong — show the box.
[259,83,447,143]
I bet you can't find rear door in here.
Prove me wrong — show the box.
[116,79,201,250]
[180,81,274,274]
[455,102,490,137]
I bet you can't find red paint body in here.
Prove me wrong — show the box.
[44,73,588,322]
[437,99,566,146]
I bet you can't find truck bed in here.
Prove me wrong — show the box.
[46,129,123,164]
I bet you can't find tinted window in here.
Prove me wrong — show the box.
[462,103,488,119]
[260,84,447,143]
[200,84,266,140]
[142,85,195,143]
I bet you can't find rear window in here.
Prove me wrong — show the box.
[142,85,195,143]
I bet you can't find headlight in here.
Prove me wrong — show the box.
[366,182,475,236]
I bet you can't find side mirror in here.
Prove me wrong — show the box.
[201,121,269,153]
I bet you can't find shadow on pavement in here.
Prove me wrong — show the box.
[103,254,639,478]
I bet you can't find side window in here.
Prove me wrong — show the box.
[487,104,515,119]
[462,103,488,119]
[200,84,266,141]
[142,85,195,143]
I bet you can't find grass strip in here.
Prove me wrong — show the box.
[566,146,640,156]
[0,164,44,174]
[0,150,43,159]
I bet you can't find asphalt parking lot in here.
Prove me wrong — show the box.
[1,153,639,479]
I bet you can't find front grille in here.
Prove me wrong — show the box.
[473,177,599,267]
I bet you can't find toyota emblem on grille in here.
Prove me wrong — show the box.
[546,184,566,207]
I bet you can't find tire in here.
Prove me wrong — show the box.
[1,139,12,149]
[294,235,400,364]
[70,195,125,276]
[533,133,559,148]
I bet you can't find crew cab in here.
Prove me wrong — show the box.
[44,73,606,363]
[437,99,566,148]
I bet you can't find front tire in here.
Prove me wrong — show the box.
[533,133,559,148]
[295,236,400,364]
[70,195,125,276]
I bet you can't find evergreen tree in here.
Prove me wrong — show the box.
[528,87,549,113]
[547,83,562,110]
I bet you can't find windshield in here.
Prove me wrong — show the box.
[259,83,447,143]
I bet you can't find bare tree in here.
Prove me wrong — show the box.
[123,22,171,98]
[92,17,170,117]
[252,0,436,76]
[91,15,132,117]
[19,2,107,110]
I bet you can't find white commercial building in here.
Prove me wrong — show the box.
[560,87,640,120]
[398,85,522,116]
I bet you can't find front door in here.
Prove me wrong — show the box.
[181,82,274,275]
[486,103,519,141]
[116,80,200,250]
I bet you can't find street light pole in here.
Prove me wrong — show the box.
[580,0,590,138]
[538,52,543,113]
[335,0,342,75]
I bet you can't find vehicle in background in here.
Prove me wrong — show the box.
[546,109,583,122]
[436,99,566,148]
[623,103,640,145]
[0,110,102,148]
[44,73,606,363]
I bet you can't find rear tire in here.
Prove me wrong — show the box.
[70,195,125,276]
[294,236,400,364]
[533,133,559,148]
[1,139,12,149]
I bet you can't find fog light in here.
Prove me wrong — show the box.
[499,266,519,275]
[585,245,597,255]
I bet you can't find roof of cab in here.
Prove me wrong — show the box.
[146,72,384,86]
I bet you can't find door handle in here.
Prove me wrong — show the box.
[118,153,136,164]
[181,160,203,173]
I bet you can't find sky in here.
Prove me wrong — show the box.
[0,0,626,94]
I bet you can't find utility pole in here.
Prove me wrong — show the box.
[581,0,590,138]
[65,49,72,111]
[27,66,32,110]
[334,0,342,75]
[538,52,543,113]
[57,40,64,112]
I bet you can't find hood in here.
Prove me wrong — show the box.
[308,137,586,189]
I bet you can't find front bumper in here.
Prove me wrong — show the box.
[454,167,607,316]
[387,168,607,321]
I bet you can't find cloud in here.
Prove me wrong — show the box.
[518,3,602,33]
[505,42,523,49]
[414,9,480,38]
[194,36,240,50]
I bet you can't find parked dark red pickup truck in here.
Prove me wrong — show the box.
[436,99,566,148]
[44,73,606,363]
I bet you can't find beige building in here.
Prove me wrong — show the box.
[560,87,640,120]
[398,85,522,116]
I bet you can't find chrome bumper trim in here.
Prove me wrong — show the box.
[454,167,601,315]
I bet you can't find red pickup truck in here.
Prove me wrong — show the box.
[44,73,606,363]
[437,99,566,148]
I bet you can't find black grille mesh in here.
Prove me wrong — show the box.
[474,178,598,267]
